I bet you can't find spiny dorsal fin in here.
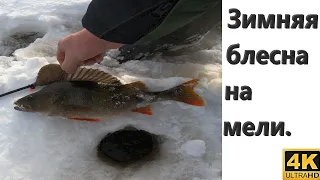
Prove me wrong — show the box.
[64,67,121,85]
[35,64,122,86]
[34,64,65,86]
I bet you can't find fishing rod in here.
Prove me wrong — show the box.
[0,63,61,98]
[0,63,118,98]
[0,84,35,98]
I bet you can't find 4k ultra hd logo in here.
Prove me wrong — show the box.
[283,149,320,180]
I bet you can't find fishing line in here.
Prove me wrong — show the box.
[0,84,35,98]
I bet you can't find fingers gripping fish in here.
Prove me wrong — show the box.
[14,64,205,122]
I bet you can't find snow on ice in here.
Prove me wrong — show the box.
[0,0,222,180]
[180,140,206,157]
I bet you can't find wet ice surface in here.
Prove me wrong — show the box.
[0,0,222,180]
[180,140,206,157]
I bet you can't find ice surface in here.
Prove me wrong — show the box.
[180,140,206,157]
[0,0,222,180]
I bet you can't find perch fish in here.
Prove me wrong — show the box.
[14,64,205,122]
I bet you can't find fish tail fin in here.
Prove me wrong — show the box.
[166,79,205,106]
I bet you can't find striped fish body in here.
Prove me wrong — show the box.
[14,64,205,122]
[36,81,153,119]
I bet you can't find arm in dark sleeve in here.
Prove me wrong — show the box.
[82,0,179,45]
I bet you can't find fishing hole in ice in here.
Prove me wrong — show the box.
[0,31,45,57]
[96,125,163,166]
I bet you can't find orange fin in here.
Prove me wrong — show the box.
[132,105,152,115]
[182,79,198,88]
[171,79,205,106]
[68,117,101,122]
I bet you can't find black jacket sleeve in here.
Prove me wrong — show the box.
[82,0,178,45]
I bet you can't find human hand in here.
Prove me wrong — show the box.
[56,28,124,73]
